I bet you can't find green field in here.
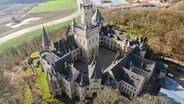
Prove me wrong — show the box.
[30,0,77,13]
[0,17,80,54]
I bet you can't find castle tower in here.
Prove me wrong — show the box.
[80,0,93,24]
[73,1,104,63]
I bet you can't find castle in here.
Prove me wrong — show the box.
[39,1,155,101]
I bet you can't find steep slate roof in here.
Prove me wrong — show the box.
[88,59,102,79]
[100,26,116,36]
[103,47,145,88]
[75,73,89,87]
[111,67,144,88]
[130,54,155,72]
[91,9,104,24]
[42,27,50,48]
[52,53,73,74]
[62,63,79,81]
[53,35,78,54]
[75,23,99,30]
[101,72,113,86]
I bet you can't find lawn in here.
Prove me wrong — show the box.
[30,0,77,13]
[0,17,80,54]
[116,24,145,39]
[22,84,34,104]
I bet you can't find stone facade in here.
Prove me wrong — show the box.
[39,1,155,102]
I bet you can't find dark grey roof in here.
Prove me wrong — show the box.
[88,59,102,79]
[75,73,89,87]
[100,26,116,36]
[91,64,101,79]
[101,72,113,86]
[42,27,50,48]
[130,54,155,72]
[75,23,98,30]
[63,65,73,81]
[111,66,144,88]
[53,35,78,55]
[139,41,147,51]
[91,9,104,24]
[52,53,73,74]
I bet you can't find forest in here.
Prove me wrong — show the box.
[103,0,184,61]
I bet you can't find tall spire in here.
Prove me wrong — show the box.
[106,74,111,86]
[72,18,76,26]
[79,73,85,87]
[84,22,88,30]
[113,51,120,63]
[42,26,50,49]
[91,9,104,25]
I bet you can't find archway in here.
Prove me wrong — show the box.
[92,92,97,98]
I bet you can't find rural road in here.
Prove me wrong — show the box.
[0,0,81,44]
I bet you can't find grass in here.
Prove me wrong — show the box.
[35,65,54,102]
[30,51,40,59]
[116,24,145,39]
[30,0,77,13]
[22,84,34,104]
[0,16,80,54]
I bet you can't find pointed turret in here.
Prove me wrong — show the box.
[139,41,145,48]
[134,35,139,42]
[84,22,89,30]
[42,26,50,49]
[105,74,111,86]
[50,41,56,50]
[91,9,104,25]
[126,41,130,52]
[93,69,98,79]
[72,18,76,26]
[139,41,146,51]
[72,18,76,33]
[79,73,85,87]
[113,51,120,63]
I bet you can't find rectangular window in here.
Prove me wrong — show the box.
[89,40,91,45]
[83,41,85,45]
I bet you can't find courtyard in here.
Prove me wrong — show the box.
[75,47,117,73]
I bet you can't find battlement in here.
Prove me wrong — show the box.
[80,2,93,10]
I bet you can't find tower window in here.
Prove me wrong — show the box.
[89,40,91,45]
[83,41,85,45]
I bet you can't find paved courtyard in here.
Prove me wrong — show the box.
[75,47,116,73]
[97,47,116,70]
